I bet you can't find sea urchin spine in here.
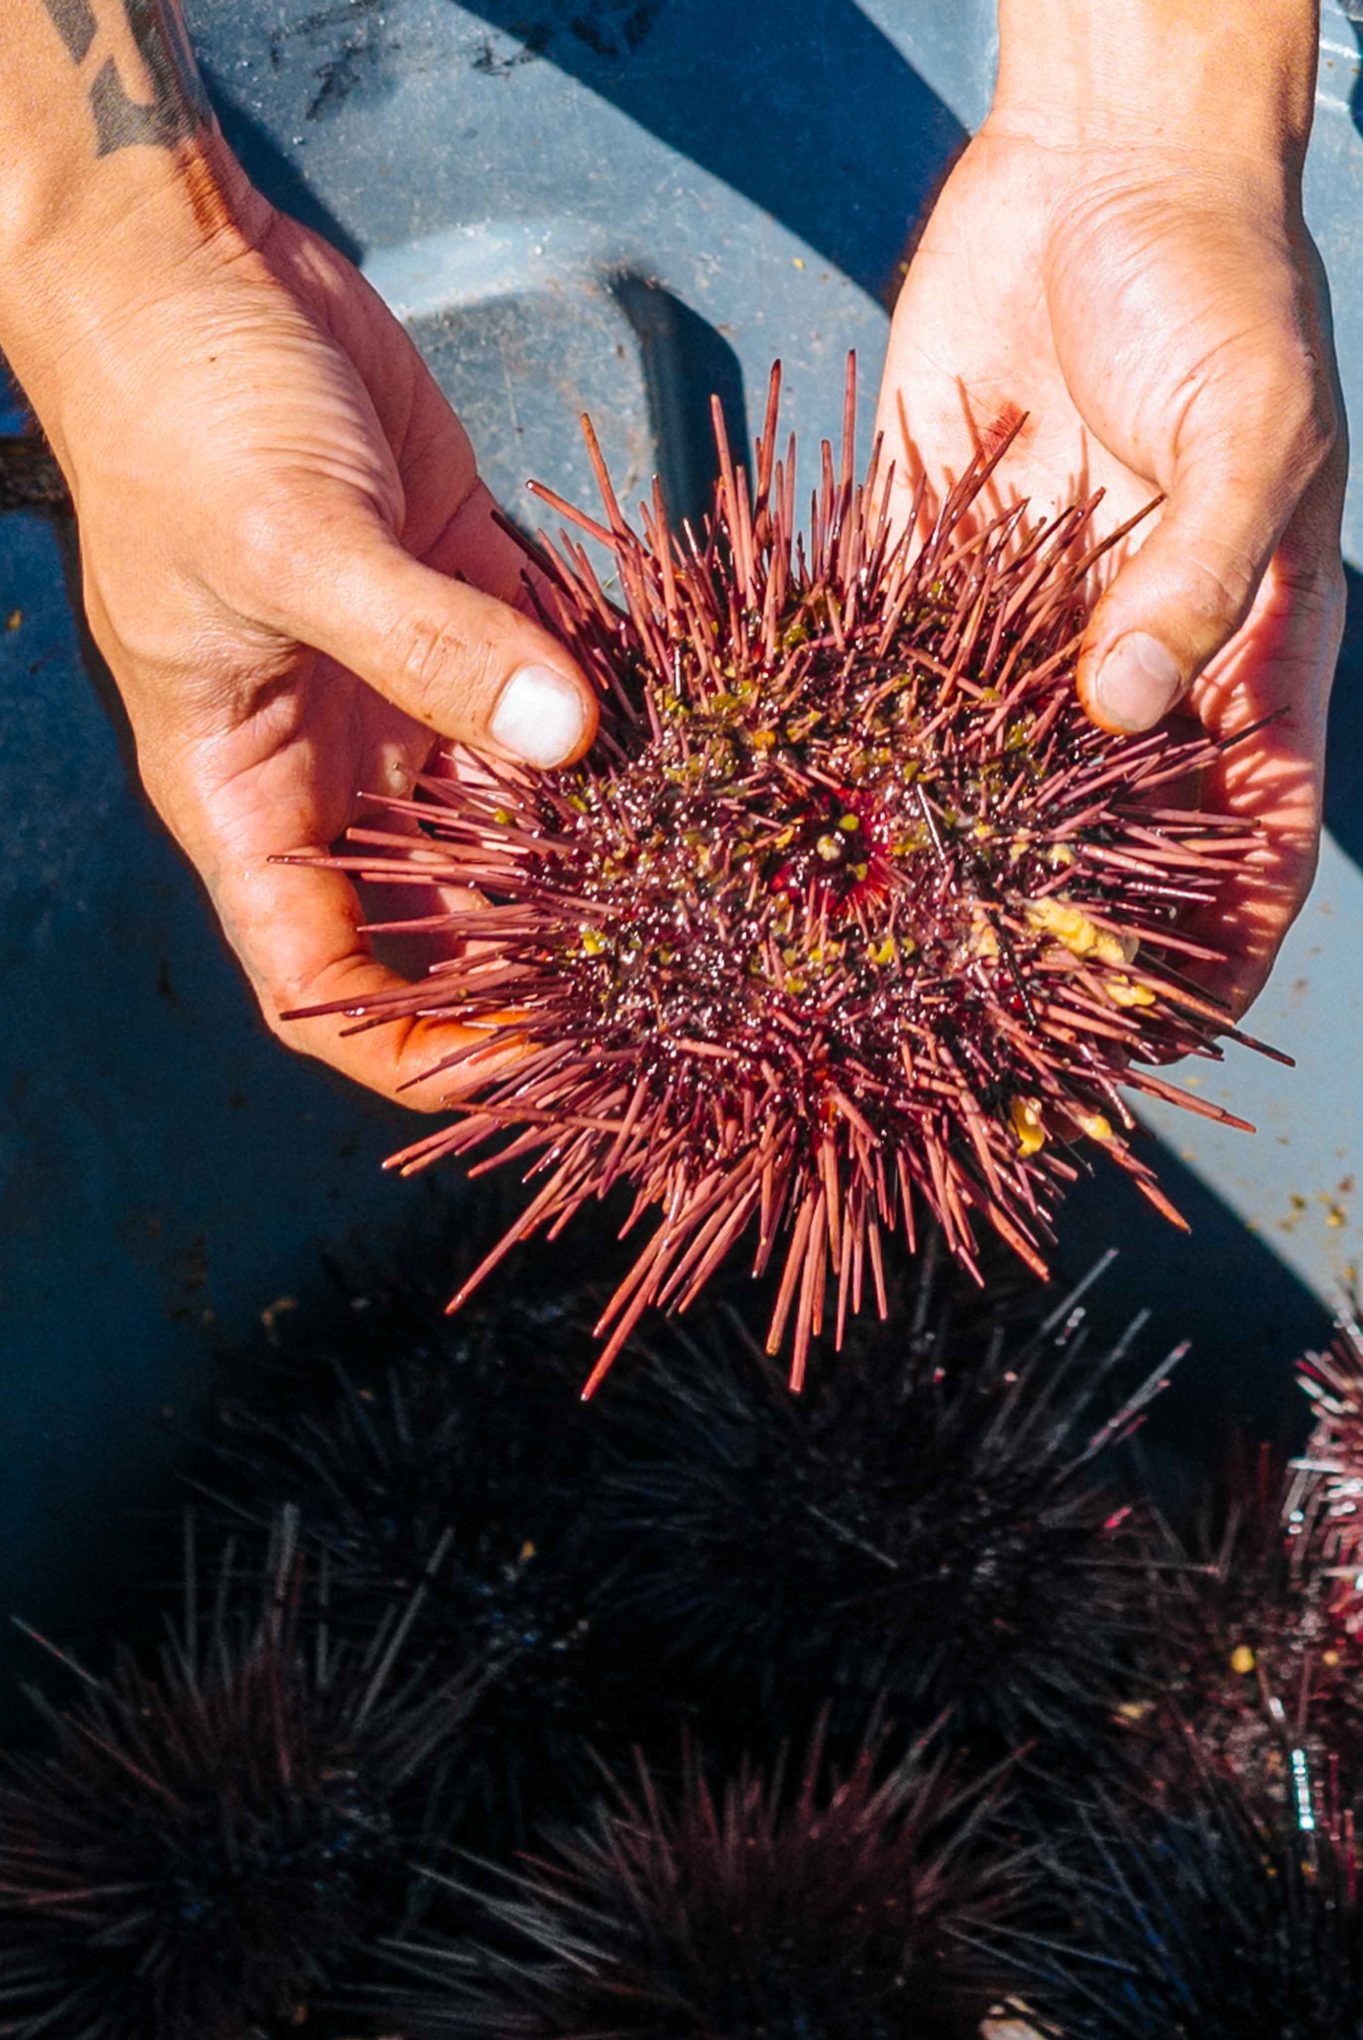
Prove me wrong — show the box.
[291,360,1279,1389]
[0,1510,478,2040]
[387,1725,1024,2039]
[586,1243,1182,1757]
[1293,1305,1363,1635]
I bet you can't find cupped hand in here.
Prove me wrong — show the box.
[26,192,598,1103]
[875,119,1347,1016]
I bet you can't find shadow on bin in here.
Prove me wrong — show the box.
[459,0,967,297]
[205,72,364,265]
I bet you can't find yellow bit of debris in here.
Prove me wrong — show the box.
[1118,1699,1157,1724]
[580,927,608,956]
[1107,974,1156,1009]
[968,911,1000,961]
[518,1540,537,1564]
[1230,1643,1257,1676]
[838,812,861,833]
[867,935,899,968]
[1076,1112,1114,1144]
[815,833,843,863]
[1010,1096,1046,1157]
[1046,842,1076,867]
[750,728,777,751]
[1026,895,1137,966]
[1093,928,1139,965]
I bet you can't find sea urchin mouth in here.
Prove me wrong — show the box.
[290,360,1280,1389]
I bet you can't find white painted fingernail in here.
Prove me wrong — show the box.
[490,665,588,767]
[1092,633,1184,733]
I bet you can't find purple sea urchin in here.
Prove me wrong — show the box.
[293,362,1277,1385]
[1153,1439,1363,1815]
[204,1298,642,1842]
[585,1247,1177,1758]
[1294,1305,1363,1636]
[0,1511,477,2040]
[387,1727,1024,2038]
[1006,1768,1363,2038]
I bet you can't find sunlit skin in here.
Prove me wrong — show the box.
[877,87,1346,1018]
[0,135,597,1107]
[0,0,1345,1105]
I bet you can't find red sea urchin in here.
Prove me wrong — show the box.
[293,362,1280,1388]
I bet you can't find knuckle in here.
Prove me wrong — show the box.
[258,990,294,1044]
[1280,549,1347,628]
[1180,543,1259,631]
[230,496,305,609]
[1277,377,1339,483]
[259,958,331,1024]
[256,968,337,1048]
[385,610,496,729]
[1258,336,1342,481]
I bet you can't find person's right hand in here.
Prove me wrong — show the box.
[11,175,597,1105]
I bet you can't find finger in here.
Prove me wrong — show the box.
[1181,543,1345,1016]
[265,492,598,769]
[214,854,519,1109]
[1076,394,1337,736]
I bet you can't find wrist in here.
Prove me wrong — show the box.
[993,0,1319,171]
[0,131,269,458]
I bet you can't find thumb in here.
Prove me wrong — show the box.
[1076,463,1302,736]
[278,497,598,768]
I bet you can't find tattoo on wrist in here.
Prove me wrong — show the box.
[40,0,211,157]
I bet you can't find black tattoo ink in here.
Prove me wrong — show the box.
[91,0,211,156]
[40,0,98,62]
[41,0,212,155]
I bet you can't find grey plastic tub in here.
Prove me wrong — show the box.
[2,0,1361,1616]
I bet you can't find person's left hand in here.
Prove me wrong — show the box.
[875,117,1347,1018]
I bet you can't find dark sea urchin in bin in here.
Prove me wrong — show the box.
[385,1727,1025,2040]
[1148,1435,1363,1815]
[585,1250,1179,1759]
[1294,1303,1363,1639]
[0,1511,478,2040]
[1000,1767,1363,2039]
[199,1255,656,1842]
[290,360,1280,1388]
